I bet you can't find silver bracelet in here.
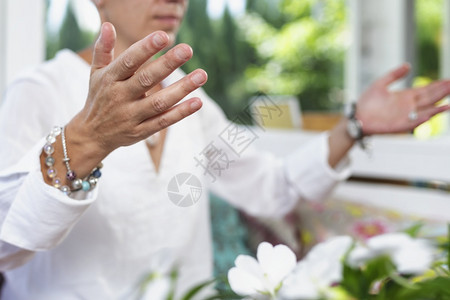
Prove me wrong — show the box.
[61,126,76,181]
[43,126,103,196]
[60,126,103,194]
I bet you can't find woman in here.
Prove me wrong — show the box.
[0,0,449,299]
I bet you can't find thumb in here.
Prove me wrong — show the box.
[91,22,116,70]
[376,63,411,87]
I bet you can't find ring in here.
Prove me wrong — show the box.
[408,110,418,121]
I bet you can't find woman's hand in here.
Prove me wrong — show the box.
[58,22,207,179]
[356,63,450,135]
[328,64,450,168]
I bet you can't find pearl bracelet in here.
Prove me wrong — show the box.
[43,126,102,195]
[43,126,64,190]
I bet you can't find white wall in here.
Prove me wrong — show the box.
[0,0,46,101]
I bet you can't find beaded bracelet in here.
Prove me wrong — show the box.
[61,126,102,193]
[43,126,102,195]
[43,126,64,190]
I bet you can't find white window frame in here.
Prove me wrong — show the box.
[346,0,415,101]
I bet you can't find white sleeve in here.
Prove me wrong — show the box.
[0,78,95,271]
[197,91,351,218]
[0,78,60,170]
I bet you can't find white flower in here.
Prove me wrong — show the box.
[347,233,435,275]
[140,274,171,300]
[123,248,175,300]
[280,236,353,300]
[228,242,297,298]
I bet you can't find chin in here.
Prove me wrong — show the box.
[166,31,178,47]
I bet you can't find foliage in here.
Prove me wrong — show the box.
[337,225,450,300]
[46,0,96,60]
[340,256,450,300]
[45,0,446,116]
[177,0,258,118]
[239,0,347,112]
[137,269,239,300]
[222,226,449,300]
[413,0,448,139]
[415,0,443,80]
[135,226,449,299]
[412,76,449,139]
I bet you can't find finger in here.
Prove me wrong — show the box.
[423,104,450,120]
[92,22,117,70]
[136,69,207,120]
[107,31,170,81]
[125,44,194,98]
[412,104,450,127]
[375,63,411,87]
[138,97,203,137]
[415,80,450,107]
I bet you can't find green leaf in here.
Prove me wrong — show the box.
[395,276,450,300]
[447,223,450,270]
[165,269,179,300]
[201,291,243,300]
[364,256,396,283]
[376,277,407,300]
[340,263,370,299]
[389,272,417,290]
[180,279,217,300]
[340,256,398,300]
[403,223,424,238]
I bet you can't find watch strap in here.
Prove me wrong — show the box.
[346,102,370,151]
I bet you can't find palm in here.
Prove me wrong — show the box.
[356,64,450,135]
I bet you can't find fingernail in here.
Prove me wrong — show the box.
[190,99,202,110]
[153,33,166,47]
[174,46,190,60]
[191,72,206,85]
[99,23,107,38]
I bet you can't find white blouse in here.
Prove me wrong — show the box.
[0,50,350,300]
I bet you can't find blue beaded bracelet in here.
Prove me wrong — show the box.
[60,126,103,194]
[43,126,103,195]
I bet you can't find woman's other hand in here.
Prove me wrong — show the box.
[356,63,450,135]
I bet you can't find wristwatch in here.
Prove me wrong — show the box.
[345,102,368,150]
[346,117,363,141]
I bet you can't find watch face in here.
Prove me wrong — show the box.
[347,119,362,139]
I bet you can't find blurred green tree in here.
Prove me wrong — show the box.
[177,1,257,118]
[413,0,446,139]
[415,0,442,80]
[46,1,96,60]
[45,0,443,115]
[240,0,347,111]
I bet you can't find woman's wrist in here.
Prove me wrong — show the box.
[40,121,107,193]
[327,119,356,168]
[63,120,108,179]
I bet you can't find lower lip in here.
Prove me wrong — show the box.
[155,17,180,27]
